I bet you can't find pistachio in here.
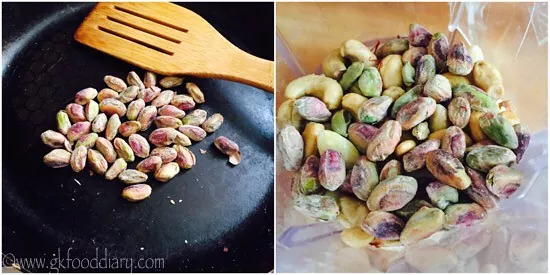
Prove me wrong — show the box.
[486,165,523,199]
[99,98,127,117]
[357,96,392,124]
[113,137,135,162]
[159,76,184,88]
[56,110,71,135]
[409,23,433,47]
[466,145,516,172]
[201,113,224,133]
[356,67,383,97]
[137,106,157,131]
[441,126,466,159]
[87,149,108,175]
[340,39,378,67]
[403,139,441,172]
[427,33,450,72]
[293,194,340,222]
[158,105,186,119]
[317,149,346,191]
[338,62,364,91]
[118,121,141,137]
[170,94,196,111]
[394,199,433,220]
[151,90,175,108]
[66,121,91,142]
[380,159,402,182]
[322,49,347,79]
[182,109,207,126]
[426,149,471,190]
[70,145,87,172]
[178,125,206,141]
[75,87,98,105]
[366,120,402,162]
[341,227,374,248]
[151,147,178,164]
[118,169,148,184]
[126,71,145,89]
[139,86,161,103]
[41,130,71,151]
[367,175,418,211]
[97,88,119,102]
[382,86,405,102]
[153,116,182,129]
[75,133,98,149]
[302,122,324,157]
[402,61,415,87]
[295,155,322,195]
[350,156,379,201]
[126,99,145,121]
[453,84,499,113]
[427,104,449,132]
[84,99,100,122]
[426,181,459,209]
[136,156,162,173]
[118,85,139,104]
[361,211,404,241]
[396,97,437,130]
[148,128,178,147]
[447,43,473,75]
[400,206,445,245]
[391,85,422,118]
[143,72,157,88]
[154,162,180,182]
[376,38,409,59]
[442,72,471,88]
[379,54,403,88]
[513,123,530,162]
[465,167,498,209]
[214,136,242,165]
[479,112,518,149]
[423,74,451,102]
[447,97,471,128]
[95,137,117,163]
[173,145,196,169]
[346,123,378,153]
[415,55,436,86]
[128,134,150,158]
[402,47,428,67]
[91,113,108,133]
[412,121,430,141]
[185,82,205,103]
[105,114,121,141]
[122,184,152,202]
[330,110,351,137]
[104,75,127,92]
[43,149,71,168]
[66,103,86,123]
[105,158,127,180]
[174,132,192,146]
[277,126,304,171]
[317,130,360,168]
[293,96,332,122]
[465,140,495,154]
[444,203,486,229]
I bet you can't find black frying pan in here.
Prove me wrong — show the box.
[2,2,274,272]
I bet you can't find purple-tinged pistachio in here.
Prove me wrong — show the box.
[444,203,486,229]
[338,171,354,194]
[466,145,516,172]
[41,130,71,151]
[426,181,459,209]
[293,194,339,222]
[357,96,392,124]
[293,96,332,122]
[361,211,404,241]
[403,139,441,172]
[376,38,409,59]
[396,97,437,130]
[136,156,162,173]
[426,149,471,190]
[99,98,127,117]
[465,167,498,209]
[277,126,303,171]
[105,114,121,141]
[143,72,156,88]
[158,105,186,119]
[67,121,91,142]
[128,134,150,158]
[91,113,107,133]
[367,175,418,211]
[479,112,518,149]
[171,94,195,111]
[118,85,139,104]
[423,74,451,102]
[118,169,148,184]
[154,162,180,182]
[400,206,445,245]
[139,86,161,103]
[409,23,433,47]
[105,158,127,180]
[441,126,466,159]
[174,132,191,146]
[347,123,378,153]
[448,97,471,128]
[95,137,117,163]
[66,103,86,123]
[402,61,415,87]
[391,85,422,118]
[87,149,108,175]
[182,109,207,126]
[428,32,450,72]
[173,145,196,169]
[357,67,383,97]
[75,133,98,149]
[155,116,183,129]
[447,43,473,75]
[453,84,499,113]
[318,149,346,191]
[214,136,242,165]
[339,62,364,91]
[513,123,530,162]
[402,47,427,67]
[415,55,436,86]
[113,137,135,162]
[43,149,71,168]
[151,90,175,107]
[70,145,87,172]
[126,99,145,121]
[149,128,178,147]
[97,88,119,102]
[75,87,98,105]
[85,100,99,122]
[380,159,402,182]
[394,199,433,220]
[178,125,206,141]
[159,76,184,88]
[104,75,127,92]
[366,120,402,162]
[379,54,403,88]
[122,184,151,202]
[350,156,379,201]
[126,71,145,89]
[201,113,224,133]
[296,155,321,195]
[137,106,157,131]
[412,121,429,141]
[57,110,71,135]
[486,165,523,199]
[151,147,178,164]
[331,110,352,137]
[118,121,141,137]
[186,82,205,103]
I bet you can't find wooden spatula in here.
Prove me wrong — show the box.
[74,2,274,92]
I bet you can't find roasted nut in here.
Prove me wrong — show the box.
[85,100,99,122]
[444,203,486,229]
[127,71,145,89]
[136,156,162,173]
[178,125,206,141]
[479,112,519,149]
[122,184,152,202]
[97,88,119,102]
[75,87,98,105]
[465,140,495,153]
[396,140,416,157]
[118,85,139,104]
[75,133,98,149]
[442,72,471,88]
[175,132,192,147]
[466,145,516,172]
[126,99,145,120]
[113,137,135,162]
[382,86,405,102]
[277,126,303,171]
[412,122,430,140]
[293,194,339,222]
[423,74,451,102]
[330,110,352,137]
[322,49,347,79]
[469,111,488,142]
[391,85,422,118]
[441,126,466,159]
[66,103,86,123]
[43,149,71,168]
[295,155,322,195]
[41,130,71,151]
[154,162,180,182]
[151,90,175,107]
[340,39,377,67]
[118,169,148,184]
[415,55,436,86]
[486,165,523,199]
[118,121,141,137]
[426,181,459,209]
[159,76,184,88]
[403,139,440,172]
[499,100,517,113]
[379,54,403,89]
[402,61,415,87]
[318,149,346,191]
[465,167,498,209]
[88,149,108,175]
[105,158,127,180]
[361,211,404,241]
[396,97,437,130]
[139,86,161,103]
[409,23,433,47]
[427,32,450,72]
[354,67,382,97]
[276,99,303,130]
[349,156,378,200]
[105,114,121,141]
[70,145,87,172]
[347,123,378,153]
[170,94,195,111]
[453,84,499,113]
[448,97,471,128]
[357,96,392,124]
[214,136,242,165]
[339,62,364,91]
[380,159,402,181]
[185,82,205,103]
[337,195,368,228]
[366,175,418,211]
[376,38,409,59]
[137,106,157,131]
[301,122,324,157]
[149,128,179,147]
[158,105,186,119]
[447,43,473,75]
[143,72,157,88]
[67,121,91,142]
[473,61,503,98]
[173,145,196,169]
[513,123,530,162]
[317,130,360,168]
[182,109,207,126]
[95,137,117,163]
[154,116,182,129]
[402,47,428,67]
[341,93,368,121]
[499,110,520,126]
[366,120,402,162]
[341,227,374,248]
[99,98,127,117]
[92,113,108,133]
[464,132,474,147]
[426,149,471,190]
[394,199,433,220]
[428,104,450,132]
[151,147,178,164]
[104,75,127,92]
[57,110,72,135]
[201,113,224,133]
[128,134,150,158]
[293,96,332,122]
[400,206,445,245]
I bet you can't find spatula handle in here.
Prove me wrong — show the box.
[216,49,274,93]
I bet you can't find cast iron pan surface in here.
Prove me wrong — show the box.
[2,2,274,272]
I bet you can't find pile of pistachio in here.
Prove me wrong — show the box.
[42,71,242,202]
[277,23,530,248]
